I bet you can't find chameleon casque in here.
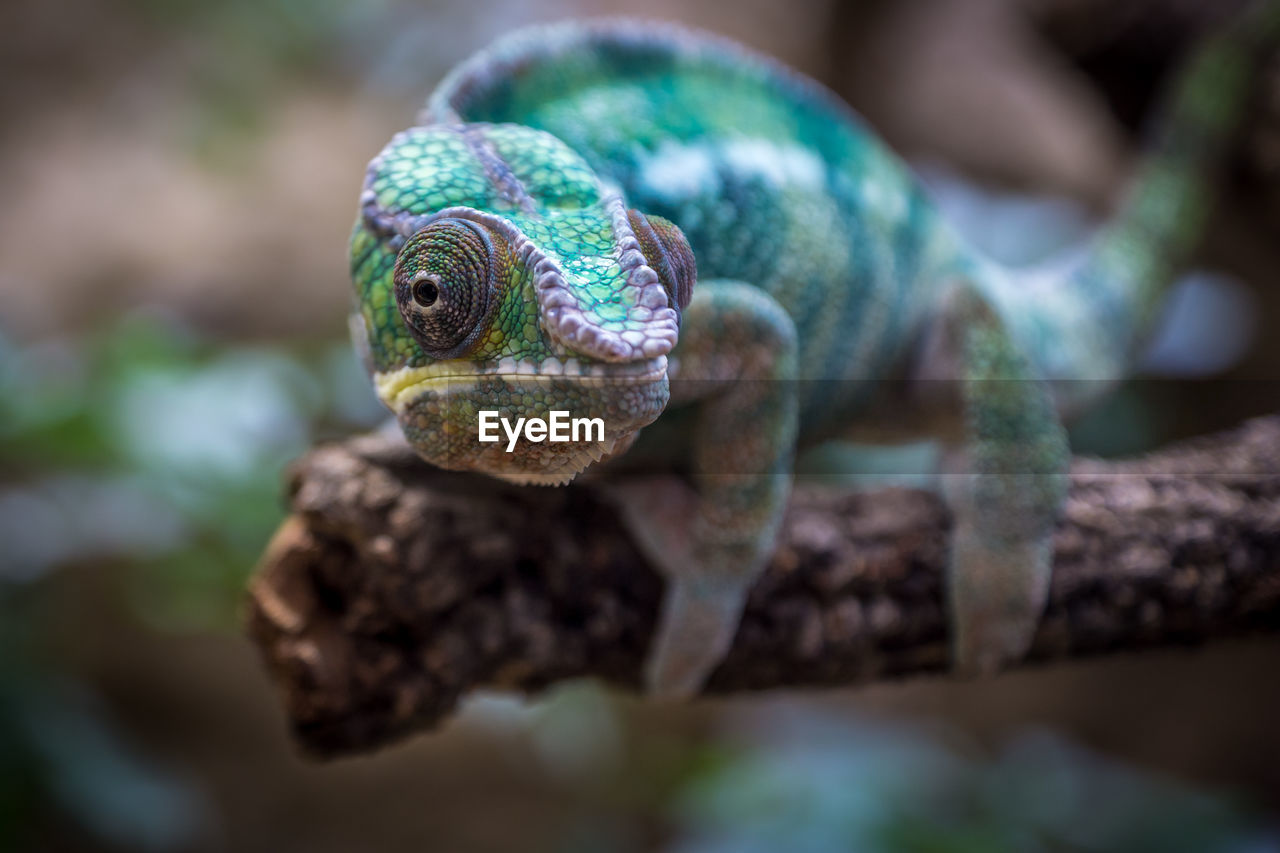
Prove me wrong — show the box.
[350,6,1278,697]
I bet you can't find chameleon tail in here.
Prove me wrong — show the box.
[1062,1,1279,379]
[940,4,1279,675]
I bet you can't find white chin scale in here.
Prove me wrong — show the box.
[484,431,633,486]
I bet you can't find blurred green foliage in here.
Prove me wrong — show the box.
[95,0,451,163]
[0,315,382,849]
[668,712,1274,853]
[0,316,382,625]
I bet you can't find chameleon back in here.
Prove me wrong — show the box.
[423,20,971,428]
[423,12,1280,423]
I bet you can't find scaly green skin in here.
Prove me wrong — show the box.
[351,10,1280,696]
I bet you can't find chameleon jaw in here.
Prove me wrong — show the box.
[379,354,671,486]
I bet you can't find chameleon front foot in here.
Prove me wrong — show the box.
[605,476,759,699]
[594,282,799,698]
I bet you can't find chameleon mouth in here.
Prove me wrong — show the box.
[374,355,668,414]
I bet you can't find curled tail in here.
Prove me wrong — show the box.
[1067,1,1280,369]
[991,1,1280,397]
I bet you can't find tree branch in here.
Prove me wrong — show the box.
[247,417,1280,757]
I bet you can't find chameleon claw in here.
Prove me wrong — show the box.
[644,576,750,699]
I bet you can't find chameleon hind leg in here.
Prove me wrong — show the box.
[918,281,1070,674]
[609,281,799,698]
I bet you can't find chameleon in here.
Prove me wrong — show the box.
[349,5,1279,697]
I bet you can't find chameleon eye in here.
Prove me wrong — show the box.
[627,209,696,314]
[411,275,440,307]
[392,218,503,358]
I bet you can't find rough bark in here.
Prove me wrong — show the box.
[247,417,1280,758]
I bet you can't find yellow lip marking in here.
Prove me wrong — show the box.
[374,364,480,413]
[373,356,668,414]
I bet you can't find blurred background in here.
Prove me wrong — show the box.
[3,0,1280,850]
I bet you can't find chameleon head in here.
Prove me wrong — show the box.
[352,124,696,485]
